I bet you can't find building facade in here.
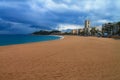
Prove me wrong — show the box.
[102,23,120,36]
[72,29,79,35]
[84,20,91,36]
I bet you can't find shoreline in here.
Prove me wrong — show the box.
[0,35,64,47]
[48,35,64,40]
[52,35,64,40]
[0,36,120,80]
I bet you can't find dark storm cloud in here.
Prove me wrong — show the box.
[0,0,120,34]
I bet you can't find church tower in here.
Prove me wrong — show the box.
[84,20,91,36]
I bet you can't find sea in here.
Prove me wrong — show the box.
[0,35,62,46]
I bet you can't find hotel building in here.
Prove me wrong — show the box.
[102,23,120,35]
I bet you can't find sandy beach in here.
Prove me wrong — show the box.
[0,36,120,80]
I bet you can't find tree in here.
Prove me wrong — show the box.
[117,22,120,26]
[79,31,85,36]
[32,30,61,35]
[116,29,120,36]
[90,28,97,36]
[116,22,120,35]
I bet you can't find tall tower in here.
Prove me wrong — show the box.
[84,20,91,36]
[85,20,90,28]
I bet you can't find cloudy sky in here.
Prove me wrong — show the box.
[0,0,120,34]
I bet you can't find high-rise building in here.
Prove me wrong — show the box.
[102,22,120,35]
[84,20,91,36]
[85,20,90,28]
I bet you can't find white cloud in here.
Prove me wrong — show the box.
[96,19,112,24]
[29,0,79,12]
[0,0,120,34]
[1,0,120,13]
[29,0,112,12]
[0,1,26,8]
[56,24,83,31]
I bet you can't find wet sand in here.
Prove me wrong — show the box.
[0,36,120,80]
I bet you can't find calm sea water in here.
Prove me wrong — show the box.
[0,35,61,46]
